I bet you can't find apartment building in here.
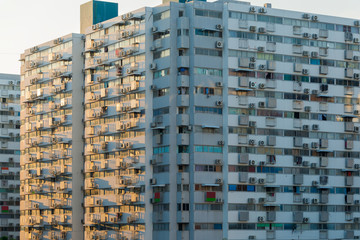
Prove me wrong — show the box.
[19,34,84,240]
[21,0,360,239]
[0,73,20,240]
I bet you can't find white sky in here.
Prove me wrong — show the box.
[0,0,359,74]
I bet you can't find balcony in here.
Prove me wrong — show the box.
[177,134,190,145]
[177,75,189,87]
[177,56,189,68]
[177,95,189,107]
[177,153,189,165]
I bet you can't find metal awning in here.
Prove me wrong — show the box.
[235,87,253,91]
[316,149,333,153]
[127,166,141,170]
[264,185,280,188]
[341,169,357,172]
[263,204,281,207]
[151,126,165,130]
[151,184,166,188]
[342,114,357,118]
[202,184,220,187]
[317,186,332,189]
[202,125,220,129]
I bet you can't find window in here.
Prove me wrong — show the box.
[153,49,170,59]
[195,145,223,153]
[153,146,169,154]
[195,9,222,19]
[195,48,222,57]
[153,68,170,79]
[153,10,170,22]
[195,106,222,115]
[194,67,222,76]
[229,11,255,21]
[195,29,222,38]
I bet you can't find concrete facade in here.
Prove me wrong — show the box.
[21,0,360,239]
[20,34,84,240]
[0,73,20,240]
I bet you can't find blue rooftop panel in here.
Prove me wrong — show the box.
[93,0,118,25]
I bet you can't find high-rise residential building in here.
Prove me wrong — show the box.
[19,34,84,240]
[0,73,21,240]
[21,0,360,239]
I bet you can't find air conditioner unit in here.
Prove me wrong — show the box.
[304,88,310,94]
[249,81,256,88]
[311,142,318,148]
[215,41,223,48]
[354,38,360,43]
[302,13,310,19]
[215,178,223,184]
[354,110,359,115]
[354,56,359,61]
[218,140,225,145]
[150,63,157,70]
[258,8,266,13]
[257,46,265,52]
[302,33,310,38]
[259,64,266,70]
[249,63,256,69]
[312,34,318,39]
[250,57,256,62]
[215,24,223,30]
[354,164,360,169]
[303,161,309,167]
[258,83,266,89]
[249,7,256,12]
[311,52,319,58]
[303,217,309,223]
[249,26,256,32]
[150,178,157,185]
[302,69,309,75]
[249,160,256,166]
[258,101,265,108]
[215,159,223,165]
[258,178,265,184]
[249,121,256,127]
[258,27,266,33]
[303,125,309,131]
[312,198,318,204]
[303,198,310,204]
[258,140,265,146]
[258,216,264,222]
[249,139,256,145]
[216,101,223,106]
[311,15,318,21]
[249,103,256,108]
[311,163,317,168]
[302,51,309,56]
[151,26,158,33]
[312,181,319,186]
[249,177,256,183]
[354,73,360,79]
[215,82,223,87]
[305,106,311,112]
